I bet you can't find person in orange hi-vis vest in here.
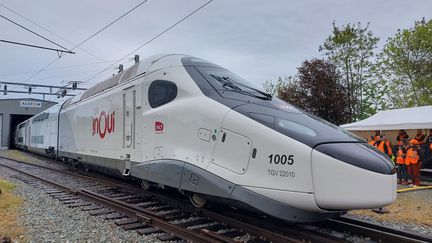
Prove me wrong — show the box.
[426,129,432,144]
[396,130,407,146]
[406,139,422,187]
[415,129,425,144]
[427,129,432,151]
[368,136,375,146]
[374,130,381,142]
[383,136,393,157]
[396,144,408,184]
[374,136,392,158]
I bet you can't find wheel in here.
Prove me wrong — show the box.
[140,180,151,191]
[189,193,207,208]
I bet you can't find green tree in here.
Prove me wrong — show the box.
[263,76,293,97]
[267,59,349,125]
[320,22,379,121]
[380,18,432,107]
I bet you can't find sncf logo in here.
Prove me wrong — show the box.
[92,111,115,139]
[155,121,164,133]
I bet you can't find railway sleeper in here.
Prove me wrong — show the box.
[89,209,113,216]
[104,213,127,220]
[55,195,79,200]
[68,202,93,208]
[157,233,177,242]
[115,218,138,226]
[137,227,163,235]
[82,204,103,211]
[45,190,63,194]
[121,222,148,231]
[62,199,82,205]
[173,218,211,228]
[160,212,188,221]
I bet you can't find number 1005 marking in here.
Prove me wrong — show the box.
[268,154,294,165]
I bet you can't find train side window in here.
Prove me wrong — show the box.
[277,119,317,137]
[148,80,177,108]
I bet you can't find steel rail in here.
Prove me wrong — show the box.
[0,162,221,242]
[0,161,72,191]
[198,208,314,243]
[2,154,431,242]
[204,206,345,243]
[78,189,221,243]
[0,155,322,242]
[325,217,432,243]
[0,155,124,187]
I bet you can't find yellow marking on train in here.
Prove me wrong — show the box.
[397,185,432,193]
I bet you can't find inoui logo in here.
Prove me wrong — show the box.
[92,111,115,139]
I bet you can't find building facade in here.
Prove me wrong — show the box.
[0,98,56,149]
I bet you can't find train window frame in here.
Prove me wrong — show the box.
[148,80,178,108]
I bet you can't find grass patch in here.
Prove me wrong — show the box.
[0,179,24,240]
[0,149,37,164]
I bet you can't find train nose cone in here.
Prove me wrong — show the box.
[311,143,397,210]
[315,143,395,175]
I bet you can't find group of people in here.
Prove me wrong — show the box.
[367,129,432,188]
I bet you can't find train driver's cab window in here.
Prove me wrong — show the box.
[148,80,177,108]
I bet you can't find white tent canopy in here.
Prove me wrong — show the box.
[340,106,432,131]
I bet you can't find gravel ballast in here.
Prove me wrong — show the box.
[0,166,160,242]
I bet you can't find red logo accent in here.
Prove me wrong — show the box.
[155,121,164,133]
[92,111,115,139]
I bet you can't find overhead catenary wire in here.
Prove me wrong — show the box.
[14,0,151,85]
[72,0,150,50]
[13,69,106,83]
[0,61,114,77]
[0,13,71,51]
[83,0,215,84]
[0,39,75,54]
[0,2,109,64]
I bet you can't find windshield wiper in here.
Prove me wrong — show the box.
[210,74,242,91]
[249,87,272,100]
[224,76,272,100]
[210,74,272,100]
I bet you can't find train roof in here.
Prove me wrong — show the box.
[65,54,209,107]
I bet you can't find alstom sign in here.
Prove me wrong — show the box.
[20,101,42,108]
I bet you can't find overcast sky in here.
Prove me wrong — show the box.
[1,0,431,101]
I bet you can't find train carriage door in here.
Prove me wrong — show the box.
[49,113,57,150]
[122,86,136,174]
[123,87,136,150]
[26,122,30,148]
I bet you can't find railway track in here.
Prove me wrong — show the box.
[319,217,432,243]
[1,154,431,243]
[0,156,320,242]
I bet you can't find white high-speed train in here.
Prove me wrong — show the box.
[15,54,396,222]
